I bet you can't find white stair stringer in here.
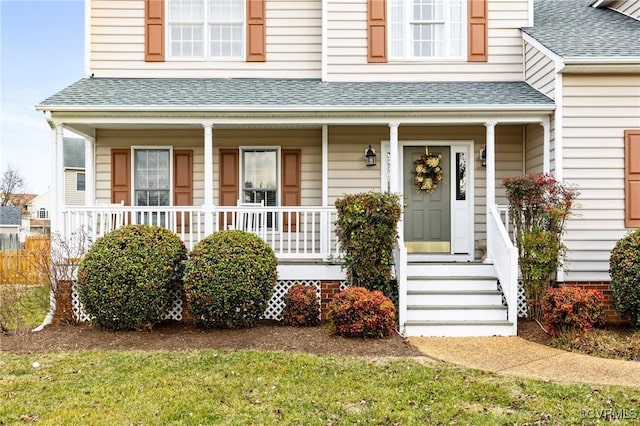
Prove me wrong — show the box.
[402,262,515,337]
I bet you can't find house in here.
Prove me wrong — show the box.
[0,206,21,249]
[63,137,87,206]
[35,0,639,336]
[25,191,51,235]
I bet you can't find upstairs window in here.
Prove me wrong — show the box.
[168,0,244,59]
[37,208,49,219]
[389,0,466,60]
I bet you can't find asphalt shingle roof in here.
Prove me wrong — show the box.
[523,0,640,58]
[0,206,21,225]
[38,78,554,110]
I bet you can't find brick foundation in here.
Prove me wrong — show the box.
[53,280,75,324]
[560,281,625,324]
[320,281,342,320]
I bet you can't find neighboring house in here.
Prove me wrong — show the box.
[36,0,639,336]
[0,206,21,235]
[63,137,87,206]
[26,190,51,235]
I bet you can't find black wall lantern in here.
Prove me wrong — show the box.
[365,145,377,167]
[480,146,487,167]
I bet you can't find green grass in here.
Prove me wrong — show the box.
[1,349,639,425]
[0,285,49,330]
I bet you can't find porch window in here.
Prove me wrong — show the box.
[76,172,85,191]
[389,0,466,59]
[168,0,244,59]
[242,148,278,227]
[134,149,170,226]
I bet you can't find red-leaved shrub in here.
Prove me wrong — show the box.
[328,287,396,338]
[542,286,606,337]
[281,284,320,327]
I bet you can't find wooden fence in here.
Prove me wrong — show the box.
[0,235,50,285]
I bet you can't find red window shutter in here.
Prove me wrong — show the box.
[173,150,193,232]
[111,149,131,205]
[468,0,488,62]
[281,149,301,231]
[247,0,266,62]
[625,130,640,228]
[367,0,387,63]
[145,0,165,62]
[219,149,239,206]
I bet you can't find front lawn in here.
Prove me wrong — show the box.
[1,349,638,425]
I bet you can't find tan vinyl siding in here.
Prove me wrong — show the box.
[525,123,543,174]
[562,73,640,282]
[327,124,523,258]
[609,0,640,20]
[212,128,322,206]
[64,170,86,206]
[95,129,205,206]
[523,41,555,99]
[326,0,527,82]
[95,128,321,207]
[90,0,321,78]
[327,126,388,201]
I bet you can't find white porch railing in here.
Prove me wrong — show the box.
[62,205,340,260]
[487,203,519,334]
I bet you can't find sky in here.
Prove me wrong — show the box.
[0,0,85,194]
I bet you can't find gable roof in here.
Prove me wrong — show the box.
[64,137,85,169]
[36,78,554,112]
[523,0,640,58]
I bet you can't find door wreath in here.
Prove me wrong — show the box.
[413,151,443,193]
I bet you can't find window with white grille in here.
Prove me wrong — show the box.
[168,0,244,59]
[389,0,466,60]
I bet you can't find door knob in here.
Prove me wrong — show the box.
[404,204,408,208]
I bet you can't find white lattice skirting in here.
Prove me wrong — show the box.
[71,280,346,323]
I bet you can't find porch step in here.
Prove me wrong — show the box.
[402,262,516,337]
[406,262,495,277]
[406,305,508,322]
[407,276,498,291]
[404,320,515,337]
[406,289,504,306]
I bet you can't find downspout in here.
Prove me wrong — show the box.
[554,63,565,282]
[33,116,61,331]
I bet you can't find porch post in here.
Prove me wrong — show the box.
[541,120,550,174]
[485,121,497,263]
[85,136,95,206]
[203,122,214,235]
[321,124,329,256]
[50,122,64,235]
[389,122,400,193]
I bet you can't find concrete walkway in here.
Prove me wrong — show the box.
[408,336,640,388]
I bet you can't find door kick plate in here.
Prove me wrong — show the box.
[404,241,451,253]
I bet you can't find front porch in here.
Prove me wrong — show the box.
[38,78,556,336]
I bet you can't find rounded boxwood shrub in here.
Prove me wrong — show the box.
[184,230,277,328]
[328,287,396,338]
[281,284,320,327]
[77,224,187,330]
[541,286,605,338]
[610,229,640,328]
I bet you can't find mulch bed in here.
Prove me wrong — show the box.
[0,321,426,358]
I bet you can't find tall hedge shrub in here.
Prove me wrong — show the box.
[334,192,401,298]
[77,225,187,330]
[610,229,640,328]
[184,230,277,328]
